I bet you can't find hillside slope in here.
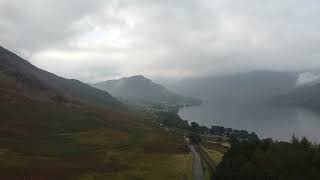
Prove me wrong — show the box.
[0,46,192,180]
[93,75,201,105]
[0,46,121,109]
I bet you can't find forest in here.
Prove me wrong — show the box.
[214,136,320,180]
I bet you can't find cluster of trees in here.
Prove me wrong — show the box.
[190,122,258,141]
[155,109,258,143]
[214,136,320,180]
[190,122,209,134]
[210,126,259,141]
[186,132,202,144]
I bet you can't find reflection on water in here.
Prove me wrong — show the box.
[179,101,320,142]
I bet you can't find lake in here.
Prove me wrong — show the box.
[179,101,320,142]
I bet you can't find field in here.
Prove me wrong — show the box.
[0,101,192,180]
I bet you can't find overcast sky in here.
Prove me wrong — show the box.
[1,0,320,82]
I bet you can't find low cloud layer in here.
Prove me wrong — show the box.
[1,0,320,82]
[296,72,320,86]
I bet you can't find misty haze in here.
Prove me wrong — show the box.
[166,71,320,142]
[2,1,320,180]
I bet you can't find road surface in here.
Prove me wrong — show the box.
[189,145,205,180]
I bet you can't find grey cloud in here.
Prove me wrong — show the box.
[0,0,105,53]
[1,0,320,81]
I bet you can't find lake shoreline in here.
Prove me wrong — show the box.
[178,101,320,142]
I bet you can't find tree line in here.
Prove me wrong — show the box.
[214,135,320,180]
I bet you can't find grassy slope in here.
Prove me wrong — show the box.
[0,100,192,180]
[199,136,230,180]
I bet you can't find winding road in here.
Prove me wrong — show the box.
[188,145,205,180]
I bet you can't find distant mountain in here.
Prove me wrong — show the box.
[92,75,201,105]
[275,82,320,110]
[160,71,297,104]
[0,46,122,109]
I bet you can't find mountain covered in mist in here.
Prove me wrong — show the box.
[265,72,320,110]
[160,71,297,104]
[275,82,320,110]
[93,75,201,105]
[0,46,122,109]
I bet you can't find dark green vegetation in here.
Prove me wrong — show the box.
[214,136,320,180]
[0,46,192,179]
[209,125,259,141]
[188,122,259,142]
[200,136,230,180]
[186,133,202,144]
[92,75,201,105]
[188,124,256,180]
[185,122,261,180]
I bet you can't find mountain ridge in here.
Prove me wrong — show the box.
[93,75,201,105]
[0,45,122,109]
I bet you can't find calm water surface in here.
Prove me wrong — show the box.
[179,101,320,142]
